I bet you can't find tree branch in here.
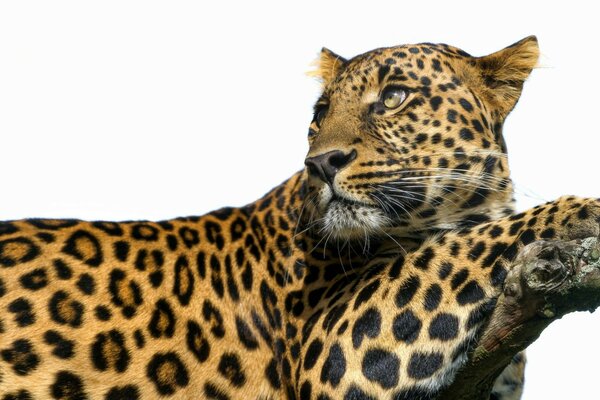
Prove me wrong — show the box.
[438,237,600,400]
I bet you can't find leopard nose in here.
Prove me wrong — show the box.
[304,149,357,185]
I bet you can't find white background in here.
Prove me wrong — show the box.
[0,1,598,398]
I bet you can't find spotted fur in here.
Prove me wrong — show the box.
[1,36,597,399]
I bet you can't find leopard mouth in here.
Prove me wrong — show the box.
[329,193,372,209]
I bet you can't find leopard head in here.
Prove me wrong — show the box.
[303,36,539,241]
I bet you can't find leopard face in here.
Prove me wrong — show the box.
[304,37,539,241]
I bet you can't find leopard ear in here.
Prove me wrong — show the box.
[308,48,347,86]
[475,36,539,119]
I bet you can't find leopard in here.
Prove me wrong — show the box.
[1,35,599,400]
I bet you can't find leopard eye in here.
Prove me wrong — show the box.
[314,105,329,128]
[382,87,407,109]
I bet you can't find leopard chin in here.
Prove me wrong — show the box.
[320,200,390,241]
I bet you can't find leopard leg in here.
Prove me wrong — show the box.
[295,196,600,399]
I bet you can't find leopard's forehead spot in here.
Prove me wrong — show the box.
[326,43,472,101]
